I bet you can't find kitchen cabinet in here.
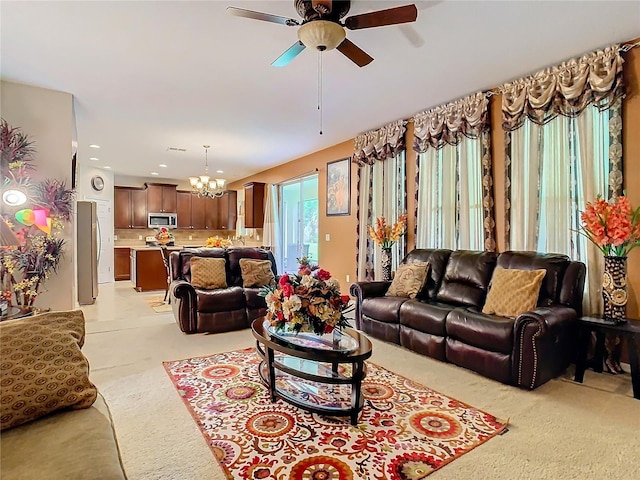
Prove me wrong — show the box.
[146,183,177,213]
[244,182,265,228]
[114,187,147,229]
[177,190,206,229]
[130,247,180,292]
[204,191,237,230]
[114,247,131,281]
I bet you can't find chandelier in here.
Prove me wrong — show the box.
[189,145,225,198]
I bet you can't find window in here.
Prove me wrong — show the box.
[416,137,484,250]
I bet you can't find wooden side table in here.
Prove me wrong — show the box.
[574,316,640,399]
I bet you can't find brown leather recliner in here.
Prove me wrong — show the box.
[350,249,586,389]
[169,246,277,334]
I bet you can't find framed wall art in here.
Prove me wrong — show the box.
[326,158,351,216]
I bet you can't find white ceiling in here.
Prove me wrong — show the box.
[1,1,639,184]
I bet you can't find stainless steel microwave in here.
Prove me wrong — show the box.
[148,212,177,229]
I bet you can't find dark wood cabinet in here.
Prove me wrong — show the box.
[177,191,208,229]
[244,182,265,228]
[219,190,237,230]
[146,183,177,213]
[114,187,147,229]
[114,247,131,281]
[131,248,178,292]
[191,194,207,229]
[204,197,218,230]
[202,191,237,229]
[176,191,192,229]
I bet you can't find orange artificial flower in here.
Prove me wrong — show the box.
[368,214,408,248]
[580,195,640,256]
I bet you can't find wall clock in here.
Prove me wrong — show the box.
[91,175,105,192]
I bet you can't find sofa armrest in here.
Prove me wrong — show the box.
[170,280,198,333]
[350,281,390,330]
[513,305,578,389]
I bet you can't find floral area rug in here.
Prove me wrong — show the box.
[163,348,508,479]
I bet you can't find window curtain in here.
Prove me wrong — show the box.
[413,92,495,251]
[262,184,280,258]
[354,120,407,281]
[502,45,625,314]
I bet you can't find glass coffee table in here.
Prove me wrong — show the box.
[251,318,373,425]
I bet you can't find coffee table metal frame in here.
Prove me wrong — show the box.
[251,318,372,425]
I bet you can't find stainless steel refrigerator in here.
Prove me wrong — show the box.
[77,201,99,305]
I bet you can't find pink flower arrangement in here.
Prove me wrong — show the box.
[580,195,640,257]
[154,227,174,245]
[259,258,351,335]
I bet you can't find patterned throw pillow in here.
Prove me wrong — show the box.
[0,310,97,431]
[482,267,546,317]
[385,261,430,298]
[239,259,275,288]
[190,257,227,289]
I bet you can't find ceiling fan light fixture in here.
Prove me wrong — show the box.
[297,20,345,51]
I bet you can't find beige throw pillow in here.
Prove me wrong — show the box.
[190,257,227,289]
[239,259,275,288]
[482,267,546,317]
[386,261,430,298]
[0,310,98,431]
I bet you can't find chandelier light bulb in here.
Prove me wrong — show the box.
[189,144,226,198]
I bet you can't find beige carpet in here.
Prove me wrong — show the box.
[81,284,640,480]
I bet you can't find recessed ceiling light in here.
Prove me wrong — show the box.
[216,170,224,174]
[159,164,167,168]
[89,144,101,149]
[151,172,159,176]
[103,166,111,169]
[89,157,99,161]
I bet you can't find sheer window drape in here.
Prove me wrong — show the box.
[502,45,625,315]
[416,139,484,250]
[354,120,407,281]
[413,92,495,251]
[262,184,280,259]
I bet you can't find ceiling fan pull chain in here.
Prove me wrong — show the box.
[318,51,323,135]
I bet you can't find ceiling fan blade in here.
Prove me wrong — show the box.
[344,4,418,30]
[226,7,299,26]
[271,41,307,67]
[337,38,373,67]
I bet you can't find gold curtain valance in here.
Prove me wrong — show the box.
[352,120,406,166]
[501,45,625,131]
[412,92,489,153]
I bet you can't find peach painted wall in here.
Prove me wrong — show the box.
[232,43,640,316]
[228,141,355,294]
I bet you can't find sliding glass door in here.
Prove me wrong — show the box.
[279,175,318,273]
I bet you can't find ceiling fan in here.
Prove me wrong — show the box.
[227,0,418,67]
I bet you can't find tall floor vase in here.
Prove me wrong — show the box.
[381,247,393,282]
[602,255,627,324]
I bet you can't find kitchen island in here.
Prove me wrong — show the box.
[129,246,183,292]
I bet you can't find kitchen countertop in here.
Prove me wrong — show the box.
[115,245,203,250]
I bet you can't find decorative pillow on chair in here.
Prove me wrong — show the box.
[190,257,227,289]
[0,310,97,431]
[482,267,546,317]
[385,261,430,298]
[239,259,275,288]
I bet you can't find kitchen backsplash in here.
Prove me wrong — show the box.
[114,229,264,247]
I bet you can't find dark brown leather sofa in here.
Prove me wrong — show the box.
[350,249,586,389]
[169,246,277,334]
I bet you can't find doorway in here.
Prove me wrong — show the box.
[279,175,318,273]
